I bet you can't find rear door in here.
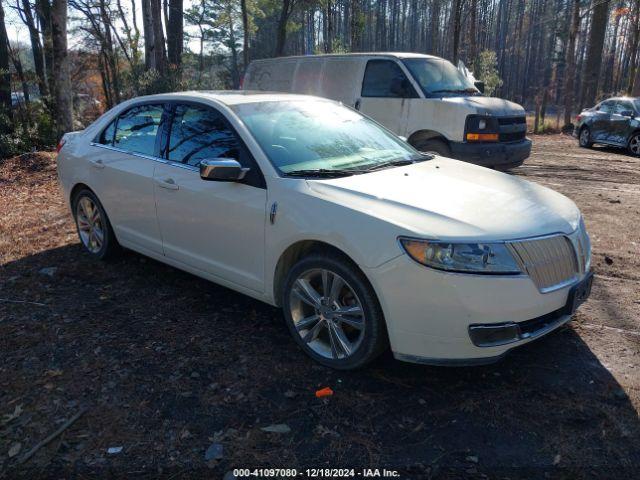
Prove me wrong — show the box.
[153,102,267,293]
[356,59,419,136]
[592,100,615,142]
[90,103,165,254]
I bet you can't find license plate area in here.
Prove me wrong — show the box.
[564,271,594,315]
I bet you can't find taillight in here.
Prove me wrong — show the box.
[576,115,582,122]
[56,139,66,153]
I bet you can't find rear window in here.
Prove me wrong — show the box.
[113,104,164,156]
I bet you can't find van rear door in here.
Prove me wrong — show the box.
[356,59,418,136]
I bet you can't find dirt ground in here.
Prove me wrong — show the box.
[0,134,638,479]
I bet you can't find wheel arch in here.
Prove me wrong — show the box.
[272,240,369,308]
[70,182,95,205]
[407,129,449,148]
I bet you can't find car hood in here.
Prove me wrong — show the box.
[441,96,525,116]
[305,159,581,241]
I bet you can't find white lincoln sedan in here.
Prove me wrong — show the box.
[57,91,593,369]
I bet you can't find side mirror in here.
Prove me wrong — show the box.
[474,81,485,94]
[620,110,635,118]
[200,159,249,182]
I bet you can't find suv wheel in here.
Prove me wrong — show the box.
[72,189,120,260]
[282,253,388,369]
[628,133,640,156]
[579,127,593,148]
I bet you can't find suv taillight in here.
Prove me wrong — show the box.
[56,139,66,153]
[576,115,582,122]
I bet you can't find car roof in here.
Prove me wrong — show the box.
[122,90,334,107]
[602,96,638,102]
[250,52,441,61]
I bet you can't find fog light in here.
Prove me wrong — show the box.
[469,323,520,347]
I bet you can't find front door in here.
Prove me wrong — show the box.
[356,59,417,136]
[153,103,267,293]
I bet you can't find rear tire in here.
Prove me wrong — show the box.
[414,138,451,157]
[72,189,120,261]
[628,133,640,157]
[282,252,388,370]
[579,126,593,148]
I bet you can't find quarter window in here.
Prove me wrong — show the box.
[97,121,116,146]
[113,104,164,156]
[168,105,240,167]
[361,60,417,98]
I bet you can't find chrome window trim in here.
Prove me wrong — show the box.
[89,142,199,172]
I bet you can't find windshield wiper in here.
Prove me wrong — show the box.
[430,88,478,95]
[283,168,363,178]
[362,156,427,172]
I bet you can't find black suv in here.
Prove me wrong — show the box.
[574,97,640,156]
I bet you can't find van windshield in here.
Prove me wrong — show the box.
[403,58,479,97]
[231,100,424,176]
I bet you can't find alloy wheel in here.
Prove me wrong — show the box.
[289,268,365,360]
[630,134,640,156]
[76,196,105,253]
[579,128,590,146]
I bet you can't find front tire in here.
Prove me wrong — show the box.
[414,138,451,157]
[579,126,593,148]
[282,252,388,369]
[628,133,640,156]
[72,189,120,260]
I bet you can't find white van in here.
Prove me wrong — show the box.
[243,52,531,169]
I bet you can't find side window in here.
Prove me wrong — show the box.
[113,104,164,156]
[615,101,633,115]
[168,105,240,167]
[361,60,417,98]
[599,101,615,114]
[97,121,116,145]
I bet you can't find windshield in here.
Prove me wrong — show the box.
[403,58,479,97]
[231,100,422,175]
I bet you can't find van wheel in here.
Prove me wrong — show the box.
[414,139,451,157]
[282,252,388,370]
[579,127,593,148]
[72,189,120,260]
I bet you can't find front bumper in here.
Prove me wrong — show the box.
[364,255,592,366]
[449,138,532,169]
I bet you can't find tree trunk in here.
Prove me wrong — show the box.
[36,0,54,94]
[0,0,13,127]
[275,0,292,56]
[141,0,155,70]
[580,0,610,106]
[451,0,463,64]
[241,0,249,69]
[8,45,30,106]
[628,0,640,94]
[563,0,580,126]
[51,0,73,135]
[167,0,183,67]
[21,0,49,97]
[151,0,167,73]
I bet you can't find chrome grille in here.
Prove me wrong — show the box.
[508,235,579,293]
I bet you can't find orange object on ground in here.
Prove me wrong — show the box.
[315,387,334,398]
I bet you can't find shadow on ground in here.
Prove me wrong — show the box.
[1,244,639,479]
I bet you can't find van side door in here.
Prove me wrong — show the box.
[355,59,419,136]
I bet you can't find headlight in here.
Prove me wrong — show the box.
[465,115,499,142]
[399,238,521,274]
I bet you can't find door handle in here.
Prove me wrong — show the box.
[354,99,361,110]
[89,159,104,169]
[156,178,179,190]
